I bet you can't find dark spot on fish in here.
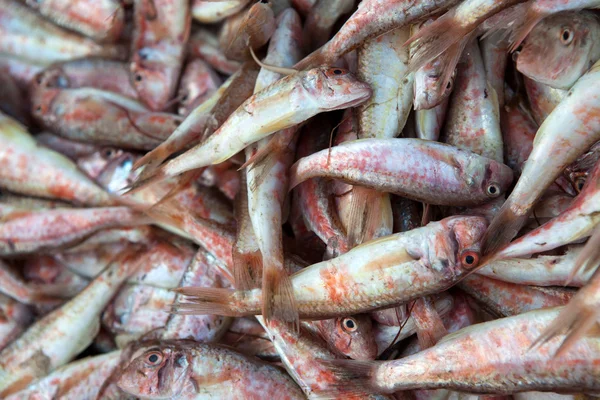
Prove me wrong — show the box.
[484,89,488,99]
[535,242,547,246]
[439,258,450,269]
[135,74,143,82]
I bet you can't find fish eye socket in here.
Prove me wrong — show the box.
[486,183,500,197]
[460,251,480,269]
[328,68,347,77]
[144,351,163,366]
[560,28,573,45]
[575,177,586,192]
[134,74,143,82]
[341,317,358,332]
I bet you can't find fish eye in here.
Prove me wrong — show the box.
[102,148,117,159]
[486,183,500,198]
[134,74,143,82]
[460,251,480,269]
[144,350,163,366]
[560,28,573,45]
[327,68,348,77]
[575,176,586,192]
[341,317,358,332]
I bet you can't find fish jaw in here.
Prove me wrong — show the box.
[303,67,372,111]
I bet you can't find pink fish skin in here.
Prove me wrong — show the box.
[177,59,222,116]
[290,138,513,207]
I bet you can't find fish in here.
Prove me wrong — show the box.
[323,307,600,394]
[24,0,125,43]
[130,0,191,111]
[0,294,31,352]
[221,1,276,61]
[481,32,511,107]
[188,28,242,75]
[523,76,567,125]
[173,216,487,319]
[191,0,251,23]
[0,0,123,64]
[0,113,114,206]
[117,339,305,399]
[516,11,600,90]
[294,0,461,70]
[133,66,371,188]
[303,0,356,49]
[290,138,513,206]
[481,59,600,256]
[0,246,145,396]
[177,59,222,116]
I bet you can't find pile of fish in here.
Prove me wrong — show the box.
[2,0,600,398]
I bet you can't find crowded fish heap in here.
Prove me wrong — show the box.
[1,0,600,398]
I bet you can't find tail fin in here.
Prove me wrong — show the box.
[170,287,246,317]
[566,227,600,285]
[262,265,299,331]
[132,145,172,180]
[345,187,389,248]
[232,249,262,290]
[481,202,529,257]
[313,359,382,398]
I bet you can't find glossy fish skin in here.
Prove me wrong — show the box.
[0,248,143,396]
[0,207,147,256]
[24,0,125,43]
[222,1,276,61]
[0,0,122,64]
[130,0,190,111]
[192,0,251,23]
[178,59,222,116]
[295,0,461,70]
[360,308,599,394]
[188,29,242,75]
[443,39,504,163]
[0,294,31,352]
[494,159,600,259]
[290,138,513,207]
[517,11,600,90]
[501,94,537,175]
[117,339,304,399]
[146,66,372,184]
[482,60,600,255]
[524,76,567,125]
[0,113,113,206]
[5,350,121,400]
[175,216,487,319]
[31,86,182,151]
[478,246,593,287]
[481,32,510,107]
[358,26,413,139]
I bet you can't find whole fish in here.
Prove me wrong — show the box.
[24,0,125,43]
[295,0,461,70]
[177,59,222,116]
[117,339,305,399]
[0,247,144,396]
[192,0,251,23]
[482,59,600,256]
[493,159,600,259]
[130,0,190,111]
[0,113,114,206]
[31,86,182,151]
[516,11,600,90]
[290,138,513,206]
[135,66,371,187]
[0,0,123,64]
[173,216,487,319]
[5,350,121,400]
[524,76,567,125]
[327,307,600,394]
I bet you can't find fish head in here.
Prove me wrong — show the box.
[443,216,488,273]
[303,67,372,111]
[130,47,176,111]
[459,154,513,203]
[321,314,378,360]
[117,343,193,398]
[413,62,455,110]
[517,11,600,90]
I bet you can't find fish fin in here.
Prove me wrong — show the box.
[122,166,170,196]
[233,249,263,290]
[262,264,299,331]
[566,227,600,285]
[345,186,375,247]
[287,161,306,191]
[481,3,541,52]
[248,153,278,194]
[313,359,379,396]
[412,296,448,349]
[132,145,171,177]
[481,202,529,257]
[406,8,467,73]
[170,287,245,317]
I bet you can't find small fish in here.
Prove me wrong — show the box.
[221,1,276,61]
[177,59,222,116]
[290,138,513,206]
[24,0,125,43]
[191,0,251,23]
[135,66,371,188]
[482,59,600,256]
[0,113,114,206]
[130,0,191,111]
[173,216,487,319]
[516,11,600,90]
[117,339,305,399]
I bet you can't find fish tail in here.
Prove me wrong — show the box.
[171,287,245,317]
[123,165,170,195]
[405,8,465,73]
[248,153,279,193]
[132,144,171,176]
[262,263,299,331]
[481,202,528,257]
[232,249,263,290]
[346,186,381,247]
[566,227,600,285]
[314,359,383,397]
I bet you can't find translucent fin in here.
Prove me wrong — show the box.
[170,287,246,317]
[248,153,279,194]
[133,145,172,178]
[412,296,448,349]
[566,227,600,285]
[232,250,262,290]
[481,202,529,257]
[313,359,380,396]
[262,266,299,331]
[345,186,372,248]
